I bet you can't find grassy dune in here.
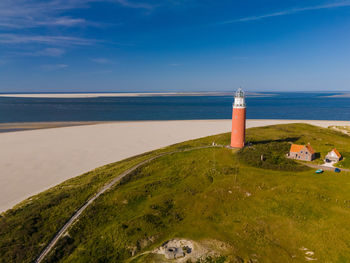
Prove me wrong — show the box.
[1,124,350,263]
[331,126,350,135]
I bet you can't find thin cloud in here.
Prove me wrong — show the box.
[0,0,160,29]
[41,64,69,70]
[37,48,67,57]
[38,17,87,27]
[0,0,185,57]
[0,34,96,46]
[39,48,66,57]
[7,48,66,57]
[115,0,158,10]
[218,1,350,24]
[0,1,89,29]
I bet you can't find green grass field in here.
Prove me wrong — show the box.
[337,152,350,169]
[1,123,350,263]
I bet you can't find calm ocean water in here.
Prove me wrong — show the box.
[0,93,349,123]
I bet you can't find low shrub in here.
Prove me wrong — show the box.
[237,142,308,171]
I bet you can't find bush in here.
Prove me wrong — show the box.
[237,142,308,171]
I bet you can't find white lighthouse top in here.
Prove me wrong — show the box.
[233,88,246,108]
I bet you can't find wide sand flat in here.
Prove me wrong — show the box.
[0,92,271,98]
[0,121,105,133]
[0,92,229,98]
[1,119,349,212]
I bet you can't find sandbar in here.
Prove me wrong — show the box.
[0,121,106,133]
[324,93,350,98]
[0,92,273,98]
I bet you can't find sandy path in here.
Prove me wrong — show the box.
[1,119,349,212]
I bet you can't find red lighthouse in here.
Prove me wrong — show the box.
[231,88,246,148]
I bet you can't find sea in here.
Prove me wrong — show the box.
[0,92,349,123]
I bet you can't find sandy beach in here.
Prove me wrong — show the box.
[1,119,349,213]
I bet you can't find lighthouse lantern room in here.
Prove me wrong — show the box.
[230,88,246,148]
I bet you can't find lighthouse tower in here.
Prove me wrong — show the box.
[231,88,246,148]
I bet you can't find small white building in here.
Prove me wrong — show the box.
[325,148,342,163]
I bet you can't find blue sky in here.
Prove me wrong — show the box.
[1,0,350,92]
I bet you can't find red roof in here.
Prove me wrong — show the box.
[290,144,315,154]
[290,144,304,153]
[306,144,315,154]
[332,148,342,158]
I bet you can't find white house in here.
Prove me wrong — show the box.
[325,149,342,163]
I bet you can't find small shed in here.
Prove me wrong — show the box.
[288,143,316,161]
[325,148,342,163]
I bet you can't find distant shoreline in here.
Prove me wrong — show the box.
[0,92,274,98]
[0,121,106,133]
[324,93,350,98]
